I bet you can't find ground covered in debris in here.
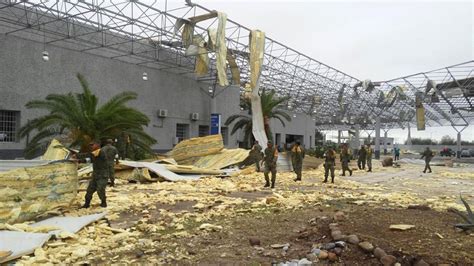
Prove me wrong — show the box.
[15,160,474,265]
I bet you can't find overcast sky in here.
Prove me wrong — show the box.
[165,0,474,141]
[188,0,473,80]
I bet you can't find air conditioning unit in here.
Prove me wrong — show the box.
[157,109,168,118]
[190,112,199,121]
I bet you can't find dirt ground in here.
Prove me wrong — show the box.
[159,204,474,265]
[14,159,474,265]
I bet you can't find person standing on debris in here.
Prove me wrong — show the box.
[366,144,373,172]
[251,140,263,172]
[357,145,367,170]
[73,141,109,208]
[340,144,352,176]
[262,141,278,188]
[393,146,400,161]
[291,141,305,181]
[323,146,336,183]
[102,138,119,186]
[420,147,434,173]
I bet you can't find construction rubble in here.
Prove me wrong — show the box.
[0,137,473,264]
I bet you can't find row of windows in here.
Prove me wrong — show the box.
[0,110,228,145]
[176,124,228,145]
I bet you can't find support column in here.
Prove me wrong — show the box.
[383,130,389,155]
[375,117,381,159]
[406,123,412,146]
[354,124,361,158]
[337,130,342,145]
[452,125,467,159]
[210,95,217,114]
[457,132,461,158]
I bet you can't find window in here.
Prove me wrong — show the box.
[198,125,209,137]
[221,127,228,145]
[0,110,20,143]
[176,124,189,143]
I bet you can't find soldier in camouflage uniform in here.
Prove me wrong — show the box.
[357,145,367,170]
[340,144,352,176]
[323,147,336,183]
[366,144,373,172]
[75,141,109,208]
[102,139,119,186]
[250,141,263,172]
[291,141,305,181]
[420,147,434,173]
[262,141,278,188]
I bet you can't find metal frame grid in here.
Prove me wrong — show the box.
[0,0,472,131]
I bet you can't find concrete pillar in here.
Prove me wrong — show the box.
[210,95,217,114]
[406,123,412,146]
[457,132,461,158]
[337,130,342,145]
[375,117,381,159]
[355,125,360,147]
[383,130,388,155]
[354,124,360,158]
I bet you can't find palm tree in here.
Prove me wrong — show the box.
[225,89,291,146]
[19,73,156,159]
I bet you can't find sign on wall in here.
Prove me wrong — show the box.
[210,113,221,135]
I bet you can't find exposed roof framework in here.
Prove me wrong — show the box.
[0,0,472,130]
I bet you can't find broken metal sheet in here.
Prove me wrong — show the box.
[78,164,93,179]
[215,12,228,86]
[157,158,178,165]
[41,139,70,160]
[31,212,107,235]
[227,52,241,85]
[415,92,426,130]
[249,30,265,90]
[188,11,218,23]
[119,161,201,181]
[170,134,224,163]
[248,30,268,146]
[0,231,51,263]
[250,92,268,147]
[192,149,250,170]
[0,212,106,263]
[193,34,209,76]
[164,165,224,175]
[182,22,195,48]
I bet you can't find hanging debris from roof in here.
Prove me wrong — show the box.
[248,30,268,146]
[415,92,426,130]
[176,11,230,86]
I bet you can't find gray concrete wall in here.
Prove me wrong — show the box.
[231,110,316,149]
[0,34,240,158]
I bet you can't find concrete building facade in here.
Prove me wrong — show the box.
[0,34,316,159]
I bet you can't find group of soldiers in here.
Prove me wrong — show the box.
[250,140,407,187]
[250,140,356,187]
[250,140,306,188]
[356,144,374,172]
[73,139,118,208]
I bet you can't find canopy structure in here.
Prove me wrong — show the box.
[0,0,472,130]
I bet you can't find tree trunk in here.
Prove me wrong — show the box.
[263,116,273,142]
